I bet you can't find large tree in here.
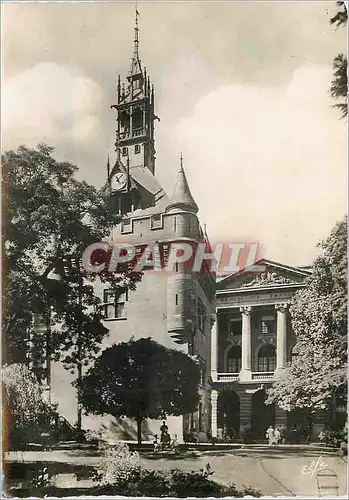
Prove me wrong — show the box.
[2,144,142,428]
[80,338,201,444]
[330,1,348,117]
[267,217,347,412]
[2,363,56,449]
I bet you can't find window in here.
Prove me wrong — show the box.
[227,346,242,373]
[151,213,162,229]
[229,318,242,336]
[175,262,179,272]
[290,344,299,363]
[261,315,276,335]
[103,289,128,319]
[135,144,141,154]
[258,345,276,372]
[198,299,206,333]
[122,147,128,156]
[175,294,178,305]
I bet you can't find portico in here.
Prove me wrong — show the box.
[210,259,311,439]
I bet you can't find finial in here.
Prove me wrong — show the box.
[134,4,140,60]
[107,154,111,183]
[117,75,121,102]
[180,152,184,170]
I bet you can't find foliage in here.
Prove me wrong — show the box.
[319,426,347,450]
[2,363,56,448]
[92,451,262,497]
[3,144,142,386]
[80,337,200,443]
[267,217,347,411]
[330,2,347,117]
[95,442,141,487]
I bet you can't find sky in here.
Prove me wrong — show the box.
[2,1,347,266]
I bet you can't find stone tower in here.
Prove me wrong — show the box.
[108,10,160,214]
[165,156,203,347]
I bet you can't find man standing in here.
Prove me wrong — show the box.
[266,425,275,446]
[160,420,168,447]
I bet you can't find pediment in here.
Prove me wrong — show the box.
[217,259,311,291]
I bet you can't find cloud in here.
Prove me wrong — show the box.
[2,62,104,150]
[174,65,347,265]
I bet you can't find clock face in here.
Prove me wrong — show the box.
[111,172,127,191]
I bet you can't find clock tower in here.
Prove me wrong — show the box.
[111,9,158,175]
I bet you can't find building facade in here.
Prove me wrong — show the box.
[210,260,326,440]
[47,13,215,442]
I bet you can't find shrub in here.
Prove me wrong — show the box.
[3,363,57,449]
[95,460,262,498]
[95,442,141,487]
[319,426,347,451]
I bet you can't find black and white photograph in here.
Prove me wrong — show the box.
[2,0,348,497]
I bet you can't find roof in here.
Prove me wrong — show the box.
[130,166,166,197]
[217,258,312,289]
[166,164,198,214]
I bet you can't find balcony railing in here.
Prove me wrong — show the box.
[132,127,145,137]
[252,371,274,381]
[216,371,275,382]
[217,373,239,382]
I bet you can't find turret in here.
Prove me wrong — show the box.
[166,155,200,345]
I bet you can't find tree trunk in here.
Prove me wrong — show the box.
[136,418,142,445]
[77,361,82,436]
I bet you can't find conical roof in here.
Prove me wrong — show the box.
[166,162,198,214]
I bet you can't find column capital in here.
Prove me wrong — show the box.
[275,302,289,312]
[240,305,252,314]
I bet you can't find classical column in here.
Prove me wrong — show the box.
[240,306,252,381]
[210,313,218,382]
[211,390,218,438]
[275,303,288,371]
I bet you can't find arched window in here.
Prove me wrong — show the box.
[290,344,299,363]
[227,346,242,373]
[258,345,276,372]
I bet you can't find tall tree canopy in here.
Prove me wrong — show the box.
[267,217,347,411]
[3,363,56,449]
[3,144,142,376]
[330,1,348,117]
[80,338,201,444]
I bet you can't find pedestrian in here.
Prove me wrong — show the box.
[160,420,169,448]
[274,427,281,445]
[171,434,179,452]
[160,420,168,436]
[153,434,160,452]
[266,425,275,446]
[280,425,286,444]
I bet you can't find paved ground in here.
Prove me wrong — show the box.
[5,446,347,497]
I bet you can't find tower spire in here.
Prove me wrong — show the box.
[128,4,142,78]
[134,5,140,61]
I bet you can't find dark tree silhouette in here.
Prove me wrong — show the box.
[3,144,142,431]
[80,337,200,444]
